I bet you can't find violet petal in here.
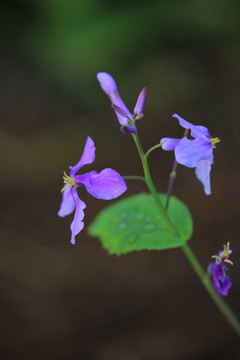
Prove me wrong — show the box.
[70,137,96,177]
[97,72,131,126]
[173,113,211,139]
[97,72,118,95]
[120,125,137,135]
[70,188,86,245]
[195,156,213,195]
[58,187,76,218]
[160,137,181,151]
[80,168,127,200]
[112,104,129,118]
[175,137,213,168]
[208,263,232,296]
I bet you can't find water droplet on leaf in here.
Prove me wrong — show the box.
[118,222,126,229]
[128,234,138,243]
[120,213,127,219]
[144,223,156,231]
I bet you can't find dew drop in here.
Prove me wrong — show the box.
[144,223,156,231]
[120,213,127,219]
[128,234,138,243]
[118,222,126,229]
[136,213,144,219]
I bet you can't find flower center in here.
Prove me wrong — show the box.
[210,137,220,148]
[61,171,76,193]
[212,242,233,265]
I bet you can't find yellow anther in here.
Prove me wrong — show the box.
[223,259,233,266]
[223,242,232,258]
[210,137,220,148]
[211,242,233,265]
[61,171,76,193]
[212,255,222,262]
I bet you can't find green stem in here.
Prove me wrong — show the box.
[165,159,178,210]
[132,133,178,236]
[165,129,189,210]
[132,132,240,337]
[145,143,162,159]
[123,175,146,182]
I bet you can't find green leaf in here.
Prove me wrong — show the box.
[88,193,193,255]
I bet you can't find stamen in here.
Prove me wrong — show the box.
[224,259,233,266]
[61,171,76,192]
[211,242,233,265]
[212,255,222,262]
[223,242,232,258]
[210,137,220,148]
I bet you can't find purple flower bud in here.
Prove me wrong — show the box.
[97,73,147,134]
[120,125,137,135]
[135,113,144,120]
[111,104,129,118]
[134,87,147,115]
[97,72,117,95]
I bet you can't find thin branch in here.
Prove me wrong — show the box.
[123,175,146,182]
[165,128,189,209]
[145,143,162,159]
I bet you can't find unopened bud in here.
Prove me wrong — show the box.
[135,113,144,120]
[120,125,137,135]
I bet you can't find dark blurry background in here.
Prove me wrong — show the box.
[0,0,240,359]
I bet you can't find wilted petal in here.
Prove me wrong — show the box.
[216,274,232,296]
[175,137,213,168]
[97,72,131,126]
[208,263,232,296]
[160,137,181,151]
[134,87,147,115]
[70,137,96,176]
[172,113,210,139]
[70,188,86,245]
[80,168,127,200]
[195,156,213,195]
[58,187,76,217]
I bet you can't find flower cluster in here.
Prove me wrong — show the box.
[160,113,220,195]
[58,137,127,244]
[97,72,146,134]
[208,242,234,296]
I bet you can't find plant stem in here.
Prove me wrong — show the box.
[165,129,189,210]
[132,132,240,337]
[145,143,162,159]
[123,175,146,182]
[132,133,178,236]
[165,159,178,210]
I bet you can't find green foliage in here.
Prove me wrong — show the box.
[88,193,193,255]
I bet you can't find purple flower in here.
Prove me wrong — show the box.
[58,136,127,244]
[97,72,147,134]
[160,113,220,195]
[208,242,234,296]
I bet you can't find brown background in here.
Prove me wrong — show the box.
[0,0,240,359]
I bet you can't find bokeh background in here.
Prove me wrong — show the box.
[0,0,240,359]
